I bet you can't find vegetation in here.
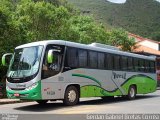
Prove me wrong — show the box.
[0,0,135,81]
[68,0,160,41]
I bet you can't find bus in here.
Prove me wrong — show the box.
[2,40,157,105]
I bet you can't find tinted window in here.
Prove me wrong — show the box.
[139,59,144,72]
[128,57,133,71]
[144,60,150,72]
[106,54,113,69]
[121,56,128,71]
[67,47,78,67]
[78,49,87,67]
[150,61,155,73]
[89,51,97,68]
[98,53,105,69]
[133,58,139,72]
[114,55,121,70]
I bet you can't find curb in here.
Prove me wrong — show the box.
[0,100,31,105]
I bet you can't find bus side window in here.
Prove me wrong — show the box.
[114,55,121,70]
[42,45,63,79]
[106,54,113,70]
[121,56,128,71]
[144,60,149,72]
[78,49,87,68]
[98,53,105,69]
[150,61,155,73]
[67,47,78,68]
[89,51,97,68]
[128,57,133,71]
[139,59,144,72]
[133,58,138,72]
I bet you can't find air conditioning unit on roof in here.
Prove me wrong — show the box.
[88,43,119,51]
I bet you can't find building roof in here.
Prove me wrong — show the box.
[129,33,160,44]
[133,43,160,56]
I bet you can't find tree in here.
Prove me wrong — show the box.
[151,32,160,42]
[0,0,27,80]
[66,15,110,44]
[108,28,136,51]
[13,0,72,41]
[0,0,136,82]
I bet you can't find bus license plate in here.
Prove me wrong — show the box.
[14,93,20,97]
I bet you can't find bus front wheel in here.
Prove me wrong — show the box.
[63,86,79,106]
[127,85,136,100]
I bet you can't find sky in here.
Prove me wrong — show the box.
[107,0,160,4]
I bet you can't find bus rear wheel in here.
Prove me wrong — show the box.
[36,100,48,105]
[127,85,136,100]
[63,86,79,106]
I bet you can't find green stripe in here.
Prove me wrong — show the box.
[72,73,101,86]
[72,73,157,97]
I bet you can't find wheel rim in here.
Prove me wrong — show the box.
[130,87,135,98]
[68,90,76,102]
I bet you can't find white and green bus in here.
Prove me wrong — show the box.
[2,40,157,105]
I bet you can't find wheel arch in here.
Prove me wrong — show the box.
[130,84,137,94]
[63,84,80,98]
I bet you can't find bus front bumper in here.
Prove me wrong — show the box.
[6,81,42,100]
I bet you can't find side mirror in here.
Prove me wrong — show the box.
[2,53,13,66]
[47,50,55,64]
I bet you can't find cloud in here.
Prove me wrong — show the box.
[107,0,160,3]
[107,0,126,4]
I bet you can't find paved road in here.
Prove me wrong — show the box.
[0,90,160,114]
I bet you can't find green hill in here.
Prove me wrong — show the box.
[67,0,160,39]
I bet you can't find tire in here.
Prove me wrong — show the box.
[63,86,79,106]
[36,100,48,105]
[127,85,136,100]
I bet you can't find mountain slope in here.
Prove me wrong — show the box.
[67,0,160,39]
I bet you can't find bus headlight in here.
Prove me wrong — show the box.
[25,82,38,91]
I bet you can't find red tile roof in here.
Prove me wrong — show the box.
[129,33,160,44]
[133,43,160,55]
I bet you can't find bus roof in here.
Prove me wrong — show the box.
[15,40,155,61]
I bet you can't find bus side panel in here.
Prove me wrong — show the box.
[121,76,157,95]
[41,75,62,100]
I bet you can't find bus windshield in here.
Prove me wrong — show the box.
[7,46,43,78]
